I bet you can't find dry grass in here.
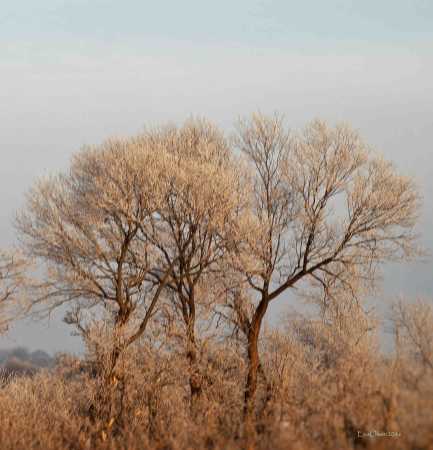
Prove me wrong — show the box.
[1,301,432,450]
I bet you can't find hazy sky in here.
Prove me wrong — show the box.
[1,0,432,353]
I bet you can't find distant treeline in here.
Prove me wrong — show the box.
[0,347,53,377]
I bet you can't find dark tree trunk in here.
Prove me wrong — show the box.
[244,294,270,430]
[186,319,202,406]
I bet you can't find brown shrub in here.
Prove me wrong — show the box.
[0,301,432,450]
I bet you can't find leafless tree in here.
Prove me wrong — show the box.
[231,113,421,429]
[393,299,433,371]
[16,136,181,431]
[390,299,433,448]
[16,119,247,420]
[0,250,29,333]
[136,119,248,403]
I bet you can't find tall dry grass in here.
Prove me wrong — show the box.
[0,300,432,450]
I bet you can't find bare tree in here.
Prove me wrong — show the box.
[391,299,433,448]
[16,136,180,431]
[137,119,247,404]
[231,113,421,429]
[16,119,247,422]
[393,299,433,371]
[0,250,29,333]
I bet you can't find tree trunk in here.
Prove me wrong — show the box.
[186,321,202,407]
[243,294,269,437]
[90,325,125,431]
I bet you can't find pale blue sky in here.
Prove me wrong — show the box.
[2,0,433,45]
[1,0,432,353]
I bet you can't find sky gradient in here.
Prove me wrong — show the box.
[1,0,432,353]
